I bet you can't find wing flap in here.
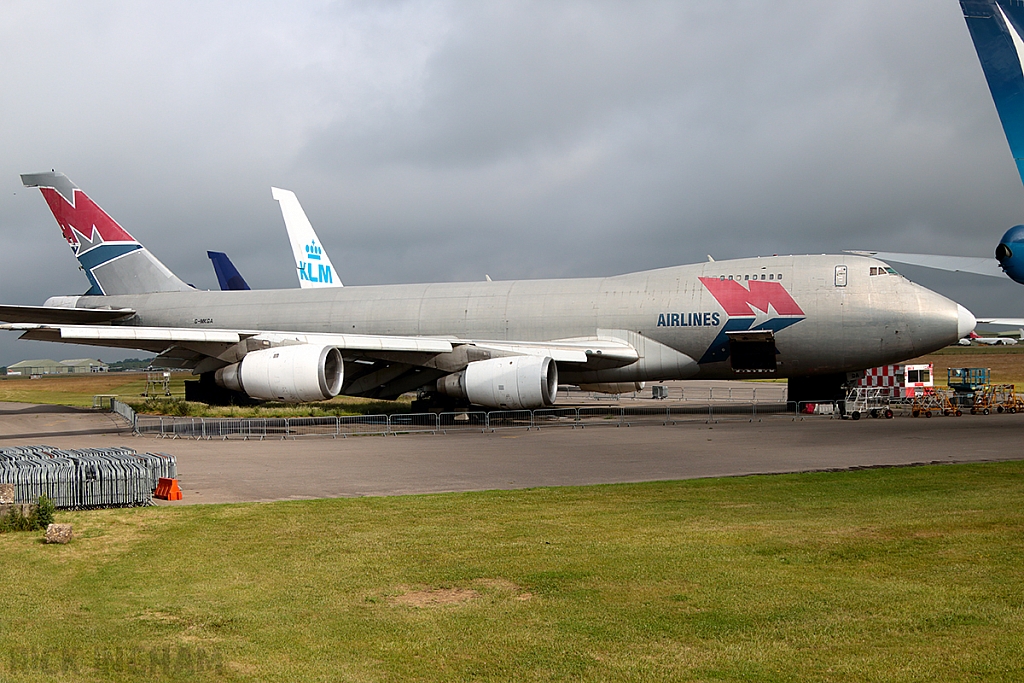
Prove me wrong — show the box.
[0,324,454,354]
[0,305,135,324]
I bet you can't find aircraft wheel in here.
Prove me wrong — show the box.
[885,409,894,419]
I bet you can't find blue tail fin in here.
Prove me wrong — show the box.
[207,251,251,291]
[961,0,1024,185]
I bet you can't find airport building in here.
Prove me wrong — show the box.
[4,358,108,376]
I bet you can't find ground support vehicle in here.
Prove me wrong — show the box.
[970,384,1023,414]
[910,389,961,418]
[844,387,895,420]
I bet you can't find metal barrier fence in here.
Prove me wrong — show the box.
[112,398,137,427]
[126,403,796,439]
[0,445,176,508]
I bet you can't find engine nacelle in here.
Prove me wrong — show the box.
[436,356,558,409]
[996,224,1024,284]
[577,381,645,394]
[214,344,343,402]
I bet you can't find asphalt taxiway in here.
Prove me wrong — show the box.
[0,401,1020,504]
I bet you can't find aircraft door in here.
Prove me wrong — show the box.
[835,265,848,287]
[726,330,777,374]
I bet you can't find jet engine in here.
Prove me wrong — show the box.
[436,355,557,409]
[577,381,645,394]
[214,344,343,402]
[996,224,1024,284]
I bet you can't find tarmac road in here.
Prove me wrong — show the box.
[0,401,1020,504]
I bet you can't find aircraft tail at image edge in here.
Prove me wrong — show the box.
[961,0,1024,185]
[21,171,191,296]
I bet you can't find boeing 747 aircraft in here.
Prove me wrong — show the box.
[0,172,973,409]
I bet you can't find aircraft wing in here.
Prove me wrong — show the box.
[0,321,639,399]
[844,251,1007,279]
[975,317,1024,326]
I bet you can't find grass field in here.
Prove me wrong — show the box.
[0,373,411,415]
[0,372,174,407]
[909,345,1024,386]
[1,462,1022,681]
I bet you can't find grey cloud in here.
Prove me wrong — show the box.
[0,0,1022,366]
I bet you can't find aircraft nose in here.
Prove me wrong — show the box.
[957,304,976,339]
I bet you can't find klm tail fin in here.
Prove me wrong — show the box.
[961,0,1024,185]
[207,251,251,291]
[20,172,191,296]
[271,187,342,288]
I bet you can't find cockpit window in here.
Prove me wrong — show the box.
[870,266,900,276]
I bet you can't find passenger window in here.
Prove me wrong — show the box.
[744,274,749,281]
[728,275,734,280]
[761,274,766,280]
[769,273,774,280]
[835,265,848,287]
[777,273,782,280]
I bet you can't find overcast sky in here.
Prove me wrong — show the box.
[1,1,1022,365]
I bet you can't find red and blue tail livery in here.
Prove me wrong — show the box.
[21,172,190,296]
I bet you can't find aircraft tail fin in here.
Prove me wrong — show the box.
[271,187,342,288]
[21,172,191,296]
[961,0,1024,185]
[207,251,251,291]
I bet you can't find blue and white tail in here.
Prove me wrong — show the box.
[21,172,191,296]
[961,0,1024,185]
[271,187,342,289]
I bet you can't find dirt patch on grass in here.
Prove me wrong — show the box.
[391,587,480,607]
[474,578,533,601]
[390,579,533,607]
[137,610,180,623]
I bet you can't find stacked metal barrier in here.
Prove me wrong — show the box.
[0,445,176,508]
